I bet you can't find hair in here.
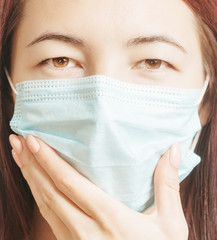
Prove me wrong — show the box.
[0,0,216,239]
[0,1,34,239]
[181,1,217,240]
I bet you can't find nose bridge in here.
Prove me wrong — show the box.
[82,3,127,79]
[84,11,126,79]
[91,55,115,77]
[87,45,125,80]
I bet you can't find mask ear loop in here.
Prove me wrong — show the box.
[4,68,18,95]
[190,130,201,152]
[196,75,209,105]
[190,75,210,151]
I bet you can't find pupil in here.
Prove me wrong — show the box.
[58,58,66,64]
[53,57,69,67]
[150,60,157,65]
[145,59,161,69]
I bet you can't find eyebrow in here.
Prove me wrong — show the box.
[26,32,87,48]
[27,32,187,53]
[127,35,187,53]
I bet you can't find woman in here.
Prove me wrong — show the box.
[0,0,216,239]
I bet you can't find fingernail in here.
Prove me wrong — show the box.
[26,135,40,153]
[170,143,181,168]
[9,134,23,154]
[12,150,24,168]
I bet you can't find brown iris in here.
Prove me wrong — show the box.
[52,57,69,68]
[145,59,162,69]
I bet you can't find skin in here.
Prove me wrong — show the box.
[8,0,208,239]
[10,136,187,240]
[11,0,204,88]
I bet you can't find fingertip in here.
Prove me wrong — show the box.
[9,134,23,154]
[154,144,183,217]
[26,135,40,154]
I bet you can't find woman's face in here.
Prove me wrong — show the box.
[11,0,205,89]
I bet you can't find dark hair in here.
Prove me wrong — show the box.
[0,0,217,239]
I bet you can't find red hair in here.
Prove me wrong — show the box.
[0,1,34,239]
[0,1,216,239]
[181,1,217,240]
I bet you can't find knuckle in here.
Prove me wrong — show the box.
[37,201,50,219]
[37,188,57,219]
[98,219,121,239]
[57,176,75,193]
[43,188,56,203]
[20,155,36,181]
[166,177,180,192]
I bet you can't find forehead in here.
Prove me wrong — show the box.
[18,0,198,50]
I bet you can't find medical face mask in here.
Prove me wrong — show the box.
[7,71,209,212]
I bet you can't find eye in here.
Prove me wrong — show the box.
[52,57,71,68]
[144,59,162,69]
[135,59,172,71]
[41,57,82,69]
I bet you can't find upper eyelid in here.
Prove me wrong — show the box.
[40,57,77,65]
[42,57,169,63]
[136,59,172,67]
[42,57,74,62]
[40,57,176,70]
[134,59,179,72]
[39,57,84,70]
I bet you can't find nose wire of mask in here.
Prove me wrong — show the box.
[9,73,209,212]
[5,68,18,95]
[5,66,210,105]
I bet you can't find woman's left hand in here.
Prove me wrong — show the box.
[9,134,188,240]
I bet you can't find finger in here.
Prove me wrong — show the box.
[154,143,185,219]
[9,134,23,154]
[9,134,24,168]
[11,135,94,235]
[25,135,126,222]
[33,205,73,240]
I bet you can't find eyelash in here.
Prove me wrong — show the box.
[134,59,175,71]
[39,57,176,72]
[39,57,82,70]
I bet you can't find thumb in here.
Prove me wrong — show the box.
[154,143,184,218]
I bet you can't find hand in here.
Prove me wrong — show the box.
[9,134,188,240]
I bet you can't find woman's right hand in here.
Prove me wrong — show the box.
[10,134,188,240]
